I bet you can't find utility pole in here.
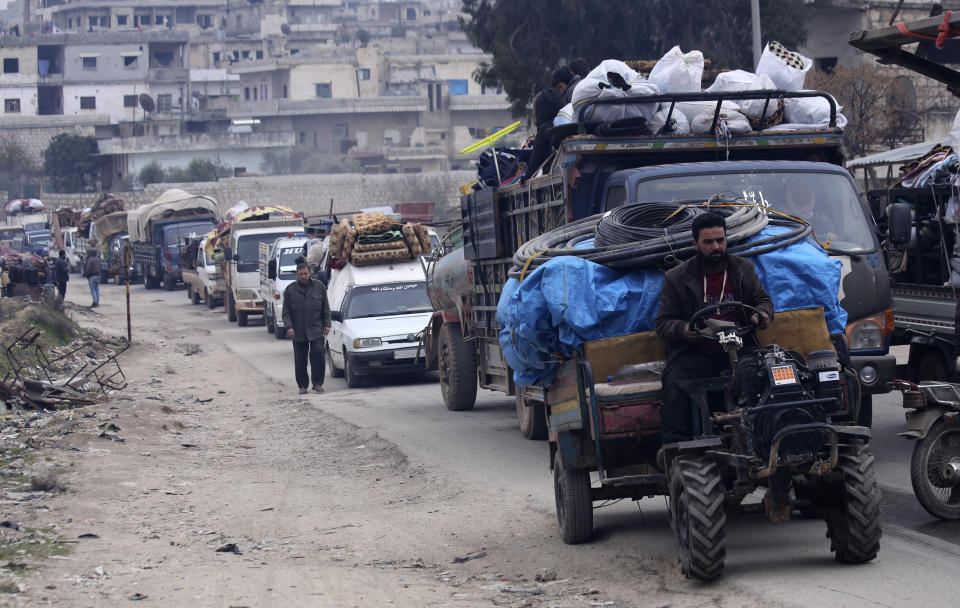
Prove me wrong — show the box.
[751,0,762,68]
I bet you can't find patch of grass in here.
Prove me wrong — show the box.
[0,582,17,593]
[0,535,73,564]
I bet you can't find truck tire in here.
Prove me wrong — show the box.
[438,322,477,411]
[327,346,344,377]
[226,292,237,322]
[344,351,364,388]
[824,444,881,564]
[669,456,727,581]
[264,302,275,333]
[205,289,215,309]
[275,321,286,340]
[553,450,593,544]
[517,394,547,440]
[237,310,248,327]
[163,273,176,291]
[191,288,200,306]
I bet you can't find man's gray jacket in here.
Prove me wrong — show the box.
[281,279,331,342]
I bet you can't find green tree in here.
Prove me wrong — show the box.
[0,135,40,197]
[138,161,164,186]
[460,0,809,115]
[43,133,100,192]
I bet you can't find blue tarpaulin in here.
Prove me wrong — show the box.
[497,227,846,387]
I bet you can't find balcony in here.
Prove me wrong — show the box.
[37,73,63,85]
[447,95,511,112]
[149,67,188,82]
[289,22,339,33]
[97,130,294,155]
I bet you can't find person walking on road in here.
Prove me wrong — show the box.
[53,250,70,300]
[282,261,331,394]
[83,248,101,308]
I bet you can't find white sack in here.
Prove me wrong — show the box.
[648,46,704,93]
[756,41,811,91]
[650,106,691,135]
[783,93,848,128]
[571,59,660,123]
[705,70,778,120]
[674,100,741,124]
[691,110,752,135]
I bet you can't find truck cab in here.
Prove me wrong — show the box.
[260,236,308,339]
[599,161,895,421]
[327,260,435,388]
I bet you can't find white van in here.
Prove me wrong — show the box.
[326,259,435,388]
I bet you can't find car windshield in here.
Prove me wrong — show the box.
[344,282,432,319]
[237,232,303,272]
[278,246,304,278]
[163,222,213,246]
[27,233,49,244]
[632,171,876,253]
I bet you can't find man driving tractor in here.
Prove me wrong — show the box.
[655,212,774,445]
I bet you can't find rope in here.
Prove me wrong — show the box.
[896,10,960,49]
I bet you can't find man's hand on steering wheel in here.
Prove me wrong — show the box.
[689,301,766,343]
[750,311,771,330]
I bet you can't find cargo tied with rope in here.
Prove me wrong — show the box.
[328,211,432,267]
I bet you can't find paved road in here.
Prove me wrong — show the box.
[99,281,960,606]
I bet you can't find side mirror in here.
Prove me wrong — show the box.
[223,247,233,261]
[330,310,343,322]
[268,259,276,280]
[887,203,912,249]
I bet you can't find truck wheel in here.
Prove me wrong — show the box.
[669,456,726,581]
[438,322,477,411]
[191,288,200,306]
[910,419,960,520]
[517,394,547,440]
[328,347,344,377]
[237,310,248,327]
[226,292,237,322]
[824,444,882,563]
[553,450,592,544]
[344,351,364,388]
[163,273,176,291]
[264,303,275,333]
[205,289,215,309]
[275,321,286,340]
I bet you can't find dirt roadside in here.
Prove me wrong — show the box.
[0,297,770,608]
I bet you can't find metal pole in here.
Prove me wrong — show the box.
[124,246,131,341]
[751,0,762,68]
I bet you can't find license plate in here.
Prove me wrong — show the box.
[393,349,418,360]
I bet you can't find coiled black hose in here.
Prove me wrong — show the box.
[509,202,812,279]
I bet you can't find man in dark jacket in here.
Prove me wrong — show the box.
[522,66,573,182]
[282,261,332,394]
[82,248,101,307]
[655,212,774,445]
[561,58,589,106]
[53,250,70,299]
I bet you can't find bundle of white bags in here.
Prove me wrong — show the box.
[555,41,847,134]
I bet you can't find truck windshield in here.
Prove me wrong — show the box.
[633,171,876,253]
[237,232,303,272]
[344,282,432,319]
[278,246,304,279]
[163,222,213,247]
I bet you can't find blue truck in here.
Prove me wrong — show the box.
[425,90,896,438]
[126,189,218,290]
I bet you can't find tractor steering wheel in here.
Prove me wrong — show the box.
[688,300,765,343]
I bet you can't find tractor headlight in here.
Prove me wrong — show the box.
[845,309,894,351]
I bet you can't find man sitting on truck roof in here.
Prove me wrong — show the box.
[655,212,774,447]
[522,66,574,183]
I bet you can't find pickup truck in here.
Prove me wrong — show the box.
[259,236,308,339]
[182,236,225,308]
[425,89,895,437]
[127,189,218,290]
[219,217,305,326]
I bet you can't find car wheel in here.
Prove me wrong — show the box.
[344,351,363,388]
[328,347,344,377]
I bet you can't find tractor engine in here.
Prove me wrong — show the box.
[733,345,840,462]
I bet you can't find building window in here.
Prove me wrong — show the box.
[282,85,288,98]
[82,56,97,70]
[79,96,96,110]
[212,52,220,63]
[99,16,108,27]
[358,68,370,81]
[88,17,97,28]
[406,7,416,20]
[4,99,20,113]
[244,87,250,101]
[68,18,72,28]
[252,87,257,100]
[155,15,164,25]
[448,79,468,96]
[117,15,127,26]
[154,51,173,66]
[256,50,263,60]
[122,54,138,68]
[157,94,171,112]
[315,83,332,98]
[299,131,306,145]
[241,50,250,59]
[3,58,18,74]
[236,15,242,27]
[197,15,211,28]
[123,94,137,108]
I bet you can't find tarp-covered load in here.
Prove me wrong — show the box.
[127,189,218,242]
[203,205,301,257]
[92,211,128,244]
[497,227,846,387]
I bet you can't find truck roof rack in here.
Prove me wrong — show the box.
[849,12,960,94]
